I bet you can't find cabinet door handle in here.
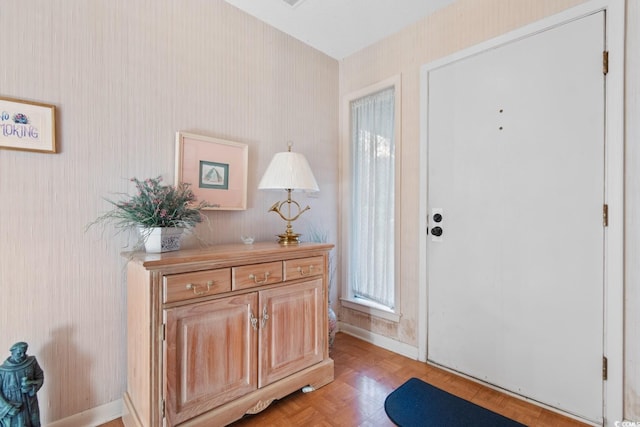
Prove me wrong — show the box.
[186,280,213,295]
[297,265,315,276]
[250,311,258,331]
[249,272,271,284]
[261,306,269,328]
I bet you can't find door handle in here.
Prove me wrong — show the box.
[431,226,443,237]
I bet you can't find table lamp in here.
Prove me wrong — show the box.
[258,143,319,245]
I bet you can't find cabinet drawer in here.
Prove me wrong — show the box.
[232,261,283,290]
[164,269,231,303]
[284,256,324,281]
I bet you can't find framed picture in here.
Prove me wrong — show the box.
[0,96,56,153]
[176,132,248,210]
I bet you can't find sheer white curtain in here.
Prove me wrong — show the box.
[349,87,395,309]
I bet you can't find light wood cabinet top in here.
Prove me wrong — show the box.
[125,242,334,270]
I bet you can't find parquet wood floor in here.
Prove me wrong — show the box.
[100,332,590,427]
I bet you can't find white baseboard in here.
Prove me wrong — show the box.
[337,321,419,360]
[47,399,122,427]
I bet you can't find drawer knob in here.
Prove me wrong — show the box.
[297,265,315,276]
[186,280,213,295]
[249,272,271,284]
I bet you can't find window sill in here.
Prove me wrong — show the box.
[340,297,401,323]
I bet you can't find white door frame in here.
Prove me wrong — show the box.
[417,0,625,424]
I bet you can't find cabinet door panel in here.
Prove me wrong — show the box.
[259,279,324,387]
[164,293,257,425]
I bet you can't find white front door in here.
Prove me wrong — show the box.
[426,11,605,423]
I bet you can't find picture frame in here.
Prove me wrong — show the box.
[176,132,248,210]
[0,96,56,153]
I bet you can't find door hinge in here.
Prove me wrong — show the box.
[161,323,166,341]
[602,356,608,380]
[603,204,609,227]
[162,399,166,418]
[603,51,609,75]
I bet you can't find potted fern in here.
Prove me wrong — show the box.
[90,176,209,253]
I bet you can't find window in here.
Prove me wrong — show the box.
[341,77,400,319]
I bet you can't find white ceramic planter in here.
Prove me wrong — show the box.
[139,227,184,253]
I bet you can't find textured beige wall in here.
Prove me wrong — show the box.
[0,0,338,423]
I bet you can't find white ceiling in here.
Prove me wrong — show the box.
[223,0,456,60]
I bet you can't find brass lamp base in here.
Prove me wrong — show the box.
[267,190,310,246]
[277,231,302,245]
[276,219,302,245]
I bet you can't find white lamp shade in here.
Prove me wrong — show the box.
[258,151,319,192]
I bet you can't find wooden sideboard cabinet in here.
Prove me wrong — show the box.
[122,242,335,427]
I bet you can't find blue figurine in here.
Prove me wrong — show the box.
[0,342,44,427]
